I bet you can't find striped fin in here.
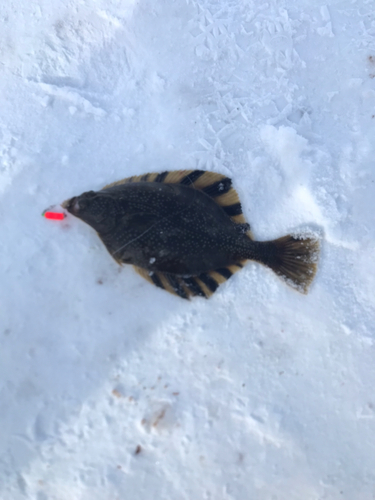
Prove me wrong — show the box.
[187,171,252,237]
[198,272,219,294]
[102,172,161,190]
[133,267,163,289]
[133,266,191,300]
[102,169,252,237]
[181,276,207,298]
[192,263,246,297]
[164,274,189,300]
[133,261,246,299]
[101,170,196,190]
[165,170,252,237]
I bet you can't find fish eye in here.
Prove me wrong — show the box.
[82,190,96,200]
[77,191,96,208]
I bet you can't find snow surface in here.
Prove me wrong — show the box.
[1,0,375,499]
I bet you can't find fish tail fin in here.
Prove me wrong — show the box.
[254,234,320,293]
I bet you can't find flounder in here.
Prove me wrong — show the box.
[61,170,319,299]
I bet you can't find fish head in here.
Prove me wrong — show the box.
[62,190,96,214]
[62,190,114,230]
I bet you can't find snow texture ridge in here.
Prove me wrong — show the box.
[1,1,375,499]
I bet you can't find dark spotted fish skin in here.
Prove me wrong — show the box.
[67,182,255,276]
[61,169,319,298]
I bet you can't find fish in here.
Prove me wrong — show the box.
[61,169,319,299]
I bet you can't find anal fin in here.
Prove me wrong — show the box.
[133,267,163,289]
[133,261,247,299]
[193,263,245,297]
[133,267,191,300]
[181,277,207,298]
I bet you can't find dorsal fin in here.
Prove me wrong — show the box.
[102,172,161,189]
[102,169,252,238]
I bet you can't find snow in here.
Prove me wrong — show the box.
[1,0,375,499]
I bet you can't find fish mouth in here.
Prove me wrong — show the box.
[61,196,80,213]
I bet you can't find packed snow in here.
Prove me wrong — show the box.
[1,0,375,499]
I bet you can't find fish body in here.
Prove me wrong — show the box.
[62,170,319,299]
